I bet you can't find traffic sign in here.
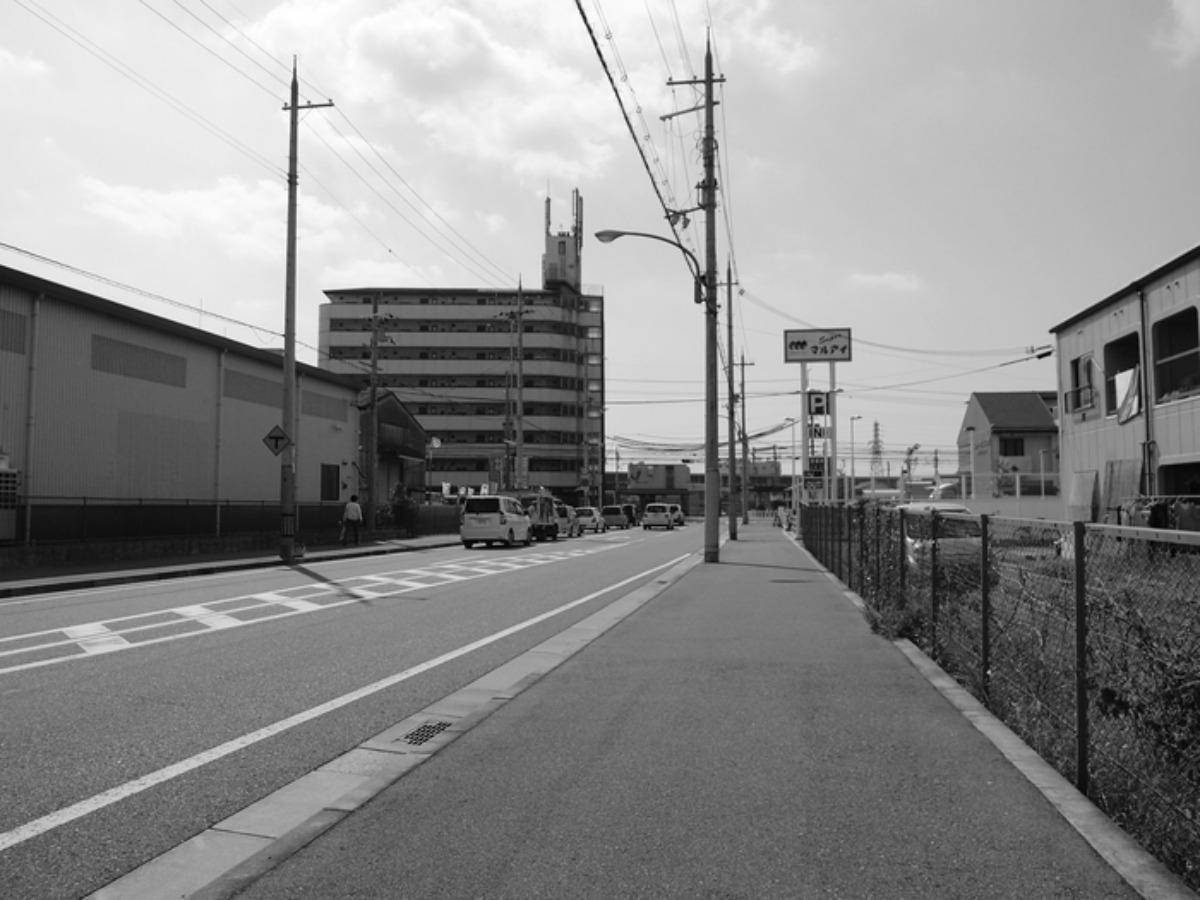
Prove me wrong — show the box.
[263,425,292,456]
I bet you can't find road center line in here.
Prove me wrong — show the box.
[0,554,688,853]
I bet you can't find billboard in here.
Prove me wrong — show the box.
[784,329,852,363]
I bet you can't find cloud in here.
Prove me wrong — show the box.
[78,176,346,263]
[1155,0,1200,64]
[846,271,923,293]
[727,0,824,76]
[0,47,51,81]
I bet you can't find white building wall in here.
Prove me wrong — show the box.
[0,272,361,506]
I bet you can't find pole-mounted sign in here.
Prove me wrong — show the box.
[784,328,852,363]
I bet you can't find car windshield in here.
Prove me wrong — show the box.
[464,497,501,514]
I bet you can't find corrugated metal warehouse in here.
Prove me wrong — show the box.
[0,264,363,545]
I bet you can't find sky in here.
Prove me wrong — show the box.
[5,0,1200,480]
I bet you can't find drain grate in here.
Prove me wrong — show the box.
[403,720,452,746]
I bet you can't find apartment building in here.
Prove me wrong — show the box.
[318,192,605,504]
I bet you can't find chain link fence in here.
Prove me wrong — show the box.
[800,502,1200,892]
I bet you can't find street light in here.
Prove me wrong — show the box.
[595,230,704,306]
[595,228,720,562]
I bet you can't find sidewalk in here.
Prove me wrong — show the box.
[110,521,1189,900]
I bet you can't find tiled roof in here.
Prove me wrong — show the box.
[973,392,1057,431]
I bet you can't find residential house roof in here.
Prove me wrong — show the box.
[972,392,1057,432]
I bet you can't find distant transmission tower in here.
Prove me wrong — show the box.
[869,421,885,477]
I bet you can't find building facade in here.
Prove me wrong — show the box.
[0,265,364,544]
[319,193,605,504]
[1051,243,1200,521]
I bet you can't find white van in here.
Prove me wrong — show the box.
[460,495,532,548]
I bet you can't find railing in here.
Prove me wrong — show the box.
[2,495,462,545]
[800,502,1200,892]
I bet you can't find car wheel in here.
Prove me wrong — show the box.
[463,541,474,548]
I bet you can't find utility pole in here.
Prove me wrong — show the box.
[279,60,332,563]
[516,279,526,490]
[665,36,723,561]
[739,353,754,523]
[702,39,723,562]
[726,259,738,540]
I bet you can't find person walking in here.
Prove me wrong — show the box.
[341,494,363,545]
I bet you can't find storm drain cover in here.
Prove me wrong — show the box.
[403,721,452,745]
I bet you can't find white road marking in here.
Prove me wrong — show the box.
[62,623,131,655]
[0,555,687,853]
[0,546,616,676]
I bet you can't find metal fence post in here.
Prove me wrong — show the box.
[1074,519,1090,795]
[847,504,856,592]
[873,505,881,604]
[898,509,907,600]
[980,514,991,703]
[930,511,940,652]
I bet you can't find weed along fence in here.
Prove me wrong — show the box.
[800,502,1200,892]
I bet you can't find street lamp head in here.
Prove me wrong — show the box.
[594,230,625,244]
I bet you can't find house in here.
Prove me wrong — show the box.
[957,392,1059,501]
[1050,243,1200,521]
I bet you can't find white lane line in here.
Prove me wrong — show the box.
[0,555,688,853]
[176,605,243,630]
[62,623,131,655]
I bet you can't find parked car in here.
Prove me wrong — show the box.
[642,502,674,530]
[554,502,581,538]
[601,504,629,529]
[621,503,639,527]
[897,502,995,586]
[668,503,685,526]
[575,506,607,533]
[460,495,532,548]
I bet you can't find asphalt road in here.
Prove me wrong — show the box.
[0,524,694,899]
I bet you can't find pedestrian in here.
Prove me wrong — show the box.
[341,494,363,545]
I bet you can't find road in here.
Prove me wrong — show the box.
[0,525,697,899]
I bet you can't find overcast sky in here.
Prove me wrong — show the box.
[5,0,1200,479]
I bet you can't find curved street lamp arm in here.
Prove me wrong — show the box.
[594,229,704,303]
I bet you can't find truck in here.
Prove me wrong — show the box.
[520,488,560,541]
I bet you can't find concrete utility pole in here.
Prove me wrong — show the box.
[663,34,723,562]
[739,353,754,524]
[366,295,393,529]
[700,38,723,562]
[279,60,333,563]
[726,260,737,540]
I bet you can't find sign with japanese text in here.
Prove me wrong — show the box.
[784,328,852,363]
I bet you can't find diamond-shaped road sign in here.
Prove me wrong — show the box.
[263,425,292,456]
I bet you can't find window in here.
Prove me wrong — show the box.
[1153,307,1200,403]
[998,437,1025,457]
[320,464,340,501]
[1067,355,1096,412]
[1103,333,1141,416]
